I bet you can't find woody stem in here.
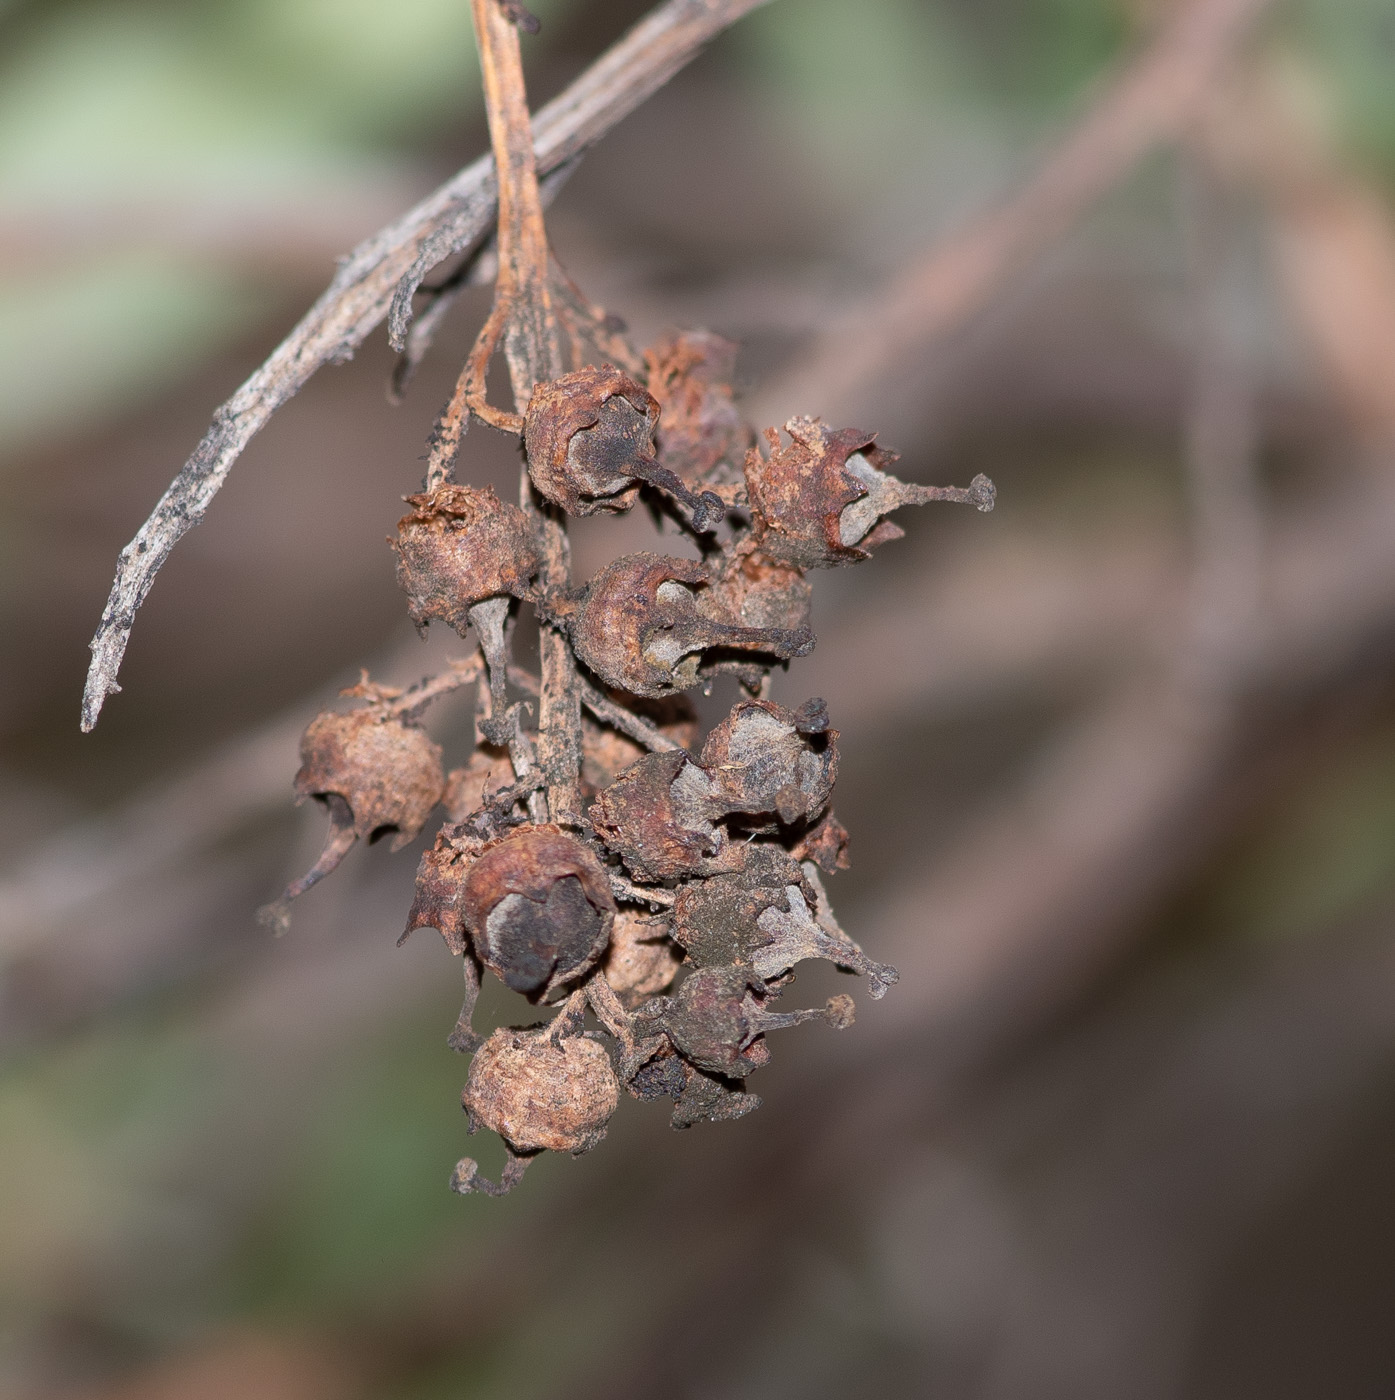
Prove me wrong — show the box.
[469,0,583,827]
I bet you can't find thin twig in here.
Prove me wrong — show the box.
[576,676,684,752]
[461,0,585,830]
[81,0,773,732]
[389,160,580,404]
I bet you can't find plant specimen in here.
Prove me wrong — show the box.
[82,0,993,1196]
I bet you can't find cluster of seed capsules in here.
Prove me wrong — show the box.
[263,332,994,1196]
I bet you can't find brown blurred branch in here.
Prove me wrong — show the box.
[758,0,1275,424]
[81,0,773,733]
[1199,57,1395,441]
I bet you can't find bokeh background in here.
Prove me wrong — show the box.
[4,0,1395,1396]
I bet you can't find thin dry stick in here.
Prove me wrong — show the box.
[759,0,1275,424]
[81,0,773,733]
[462,0,584,829]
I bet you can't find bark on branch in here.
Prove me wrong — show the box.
[80,0,772,732]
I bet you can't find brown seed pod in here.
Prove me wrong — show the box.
[589,750,734,884]
[257,706,445,933]
[699,551,812,636]
[444,748,516,822]
[753,864,899,999]
[643,329,751,489]
[400,825,483,955]
[656,967,841,1078]
[393,484,540,633]
[463,1027,619,1154]
[789,807,851,873]
[602,909,682,1009]
[461,825,615,998]
[567,552,813,698]
[745,417,995,569]
[698,697,838,826]
[670,1062,762,1129]
[669,846,813,969]
[523,365,725,530]
[295,708,444,848]
[625,1037,691,1102]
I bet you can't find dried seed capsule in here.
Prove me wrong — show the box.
[524,365,725,530]
[657,967,843,1077]
[753,865,899,999]
[699,551,812,636]
[669,846,813,969]
[393,484,540,633]
[295,708,444,847]
[789,807,851,873]
[400,825,484,954]
[602,909,682,1009]
[461,825,615,998]
[258,706,445,933]
[745,417,994,568]
[567,552,813,698]
[463,1027,619,1154]
[589,750,734,884]
[644,329,751,489]
[699,698,838,826]
[670,1063,762,1129]
[626,1038,691,1102]
[444,748,516,822]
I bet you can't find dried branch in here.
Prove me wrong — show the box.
[758,0,1276,424]
[81,0,773,732]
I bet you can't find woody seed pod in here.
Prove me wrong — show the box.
[789,807,852,873]
[257,705,445,933]
[669,846,813,969]
[393,484,540,633]
[400,825,482,955]
[463,1027,619,1154]
[669,1062,762,1129]
[698,697,838,826]
[699,551,812,637]
[643,329,751,489]
[745,417,994,569]
[295,708,443,848]
[589,750,731,883]
[657,966,842,1078]
[461,825,615,998]
[602,908,682,1009]
[524,365,725,530]
[568,552,813,698]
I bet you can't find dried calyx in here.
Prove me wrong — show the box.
[560,552,813,698]
[524,364,726,531]
[258,0,993,1199]
[643,329,750,490]
[745,417,995,568]
[462,824,615,998]
[258,696,445,934]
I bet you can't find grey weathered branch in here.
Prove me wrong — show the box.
[81,0,773,732]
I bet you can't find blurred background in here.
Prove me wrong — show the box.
[4,0,1395,1395]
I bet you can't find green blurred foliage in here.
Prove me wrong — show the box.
[228,1012,487,1321]
[1199,716,1395,946]
[0,0,567,460]
[1297,0,1395,184]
